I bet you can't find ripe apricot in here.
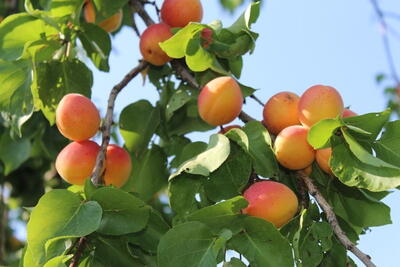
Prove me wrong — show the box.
[298,85,344,127]
[139,23,173,66]
[84,1,122,33]
[161,0,203,28]
[243,181,298,228]
[218,125,241,134]
[262,91,300,135]
[316,147,332,175]
[55,140,100,185]
[274,125,315,170]
[342,108,357,118]
[198,76,243,126]
[56,94,100,141]
[303,165,312,176]
[104,145,132,187]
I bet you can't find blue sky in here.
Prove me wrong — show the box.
[88,0,400,266]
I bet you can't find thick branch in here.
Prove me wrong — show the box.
[68,237,87,267]
[130,0,155,26]
[369,0,400,85]
[91,60,148,186]
[298,171,376,267]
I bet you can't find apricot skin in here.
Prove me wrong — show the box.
[243,181,298,228]
[262,91,300,135]
[161,0,203,28]
[274,125,315,170]
[55,140,100,185]
[342,108,357,118]
[198,76,243,126]
[84,1,122,33]
[56,94,100,141]
[104,145,132,188]
[316,147,333,175]
[298,85,344,127]
[139,23,173,66]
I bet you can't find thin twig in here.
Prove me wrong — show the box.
[250,94,264,107]
[131,0,155,27]
[369,0,400,85]
[91,60,149,186]
[298,171,376,267]
[68,237,87,267]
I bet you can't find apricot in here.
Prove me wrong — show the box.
[198,76,243,126]
[84,1,123,33]
[316,147,332,175]
[303,165,312,176]
[262,91,300,135]
[56,94,101,141]
[104,144,132,187]
[160,0,203,28]
[55,140,100,185]
[298,85,344,127]
[243,181,298,228]
[342,108,357,118]
[139,23,173,66]
[218,125,241,134]
[274,125,315,170]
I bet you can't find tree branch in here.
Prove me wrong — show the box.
[250,94,264,107]
[298,171,376,267]
[91,60,148,186]
[369,0,400,85]
[68,237,87,267]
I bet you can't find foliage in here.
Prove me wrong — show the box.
[0,0,398,266]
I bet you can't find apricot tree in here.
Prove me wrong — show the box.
[0,0,399,267]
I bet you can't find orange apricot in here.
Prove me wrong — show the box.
[198,76,243,126]
[243,181,298,228]
[103,145,132,187]
[303,165,312,176]
[84,1,122,33]
[160,0,203,28]
[316,147,333,175]
[55,140,100,185]
[274,125,315,170]
[56,94,100,141]
[298,85,344,127]
[139,23,173,66]
[262,91,300,135]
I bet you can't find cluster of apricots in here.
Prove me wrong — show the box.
[55,94,132,188]
[83,0,123,33]
[139,0,203,65]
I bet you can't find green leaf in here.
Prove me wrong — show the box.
[307,118,343,149]
[373,120,400,167]
[343,110,391,141]
[170,141,208,169]
[160,23,204,59]
[157,222,221,267]
[186,196,248,234]
[43,255,72,267]
[0,132,31,175]
[165,88,192,121]
[204,143,252,202]
[169,174,204,215]
[331,138,400,191]
[126,209,170,253]
[169,134,230,180]
[90,187,150,235]
[0,60,33,135]
[26,190,102,265]
[185,37,220,73]
[225,128,249,152]
[227,1,260,33]
[122,145,168,201]
[319,238,348,267]
[31,59,93,124]
[92,0,128,21]
[228,56,243,78]
[223,258,246,267]
[238,82,256,98]
[119,100,160,153]
[228,216,294,267]
[78,22,112,72]
[0,13,57,61]
[50,0,84,18]
[242,121,279,178]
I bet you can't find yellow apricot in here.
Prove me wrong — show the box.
[243,181,298,228]
[139,23,173,66]
[274,125,315,170]
[104,144,132,188]
[262,91,300,135]
[198,76,243,126]
[84,1,122,33]
[316,147,333,175]
[161,0,203,28]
